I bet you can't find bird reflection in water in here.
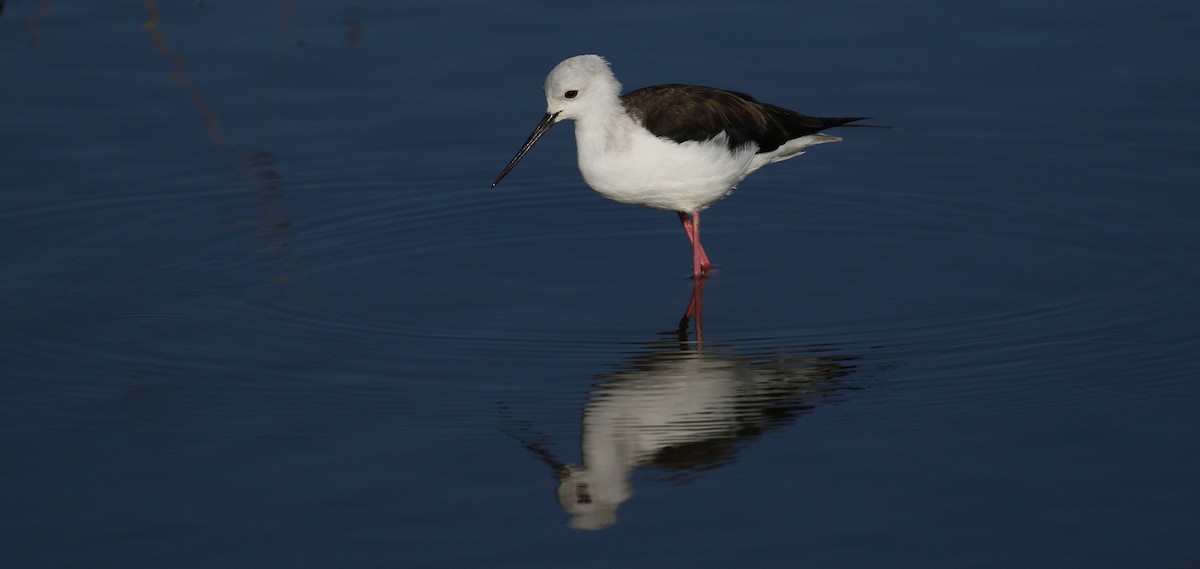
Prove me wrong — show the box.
[505,281,863,530]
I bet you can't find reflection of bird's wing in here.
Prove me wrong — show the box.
[588,348,858,475]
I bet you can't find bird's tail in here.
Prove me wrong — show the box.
[819,117,898,130]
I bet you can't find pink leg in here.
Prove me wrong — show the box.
[677,211,713,278]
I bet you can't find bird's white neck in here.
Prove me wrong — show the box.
[573,102,636,155]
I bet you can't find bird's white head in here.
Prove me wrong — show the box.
[492,55,621,188]
[542,54,622,122]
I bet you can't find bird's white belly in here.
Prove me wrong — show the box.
[576,127,758,213]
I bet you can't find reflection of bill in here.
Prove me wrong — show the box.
[507,282,863,530]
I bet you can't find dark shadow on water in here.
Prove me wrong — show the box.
[503,280,867,530]
[140,0,308,292]
[15,0,53,49]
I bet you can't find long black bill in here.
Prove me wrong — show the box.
[492,111,559,187]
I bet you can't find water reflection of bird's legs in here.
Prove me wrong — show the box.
[676,277,706,347]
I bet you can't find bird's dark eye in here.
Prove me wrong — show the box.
[564,90,578,99]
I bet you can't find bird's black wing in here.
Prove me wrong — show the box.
[622,84,867,153]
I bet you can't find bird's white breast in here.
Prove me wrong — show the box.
[572,113,758,213]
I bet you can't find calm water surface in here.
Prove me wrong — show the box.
[2,1,1198,567]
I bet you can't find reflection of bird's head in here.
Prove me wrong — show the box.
[555,465,621,531]
[501,414,622,529]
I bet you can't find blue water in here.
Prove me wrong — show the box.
[2,1,1198,567]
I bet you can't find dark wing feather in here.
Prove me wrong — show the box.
[622,84,867,153]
